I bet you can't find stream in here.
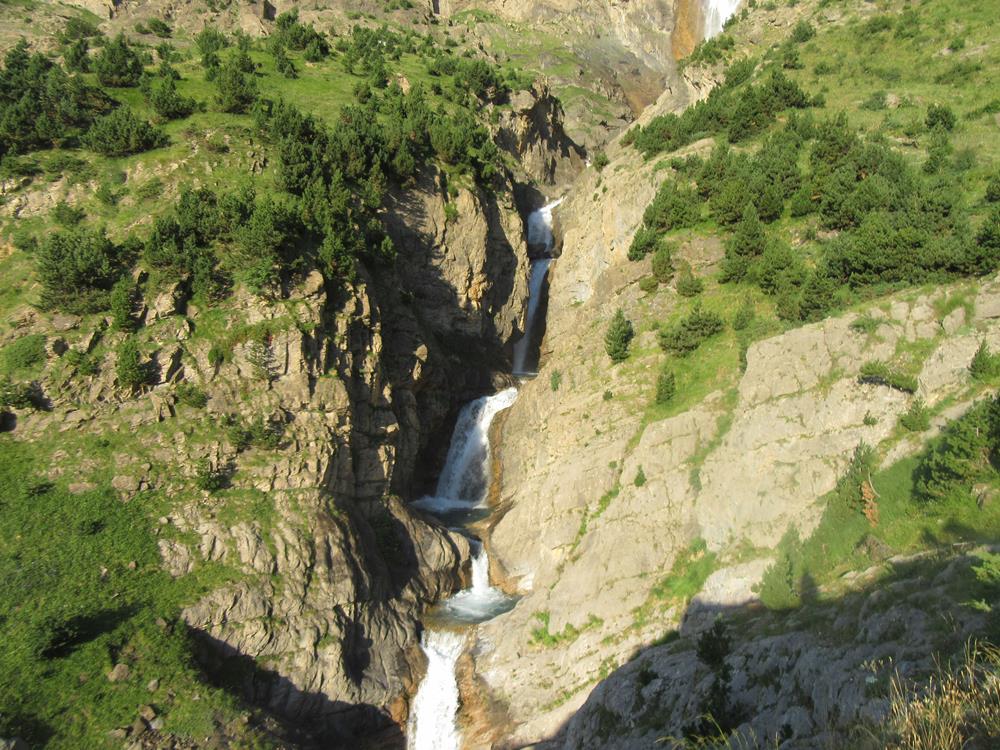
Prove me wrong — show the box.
[406,201,560,750]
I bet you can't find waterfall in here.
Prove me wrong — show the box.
[441,542,515,623]
[513,199,562,375]
[414,388,518,514]
[407,630,466,750]
[511,258,552,375]
[703,0,742,38]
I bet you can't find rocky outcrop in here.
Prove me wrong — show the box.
[551,546,997,749]
[495,85,586,186]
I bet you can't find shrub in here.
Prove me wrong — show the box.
[52,201,85,228]
[676,264,704,297]
[899,398,931,432]
[915,399,997,502]
[215,57,258,113]
[274,46,297,79]
[732,297,755,330]
[93,34,144,87]
[175,383,208,408]
[655,366,676,404]
[115,338,148,392]
[634,466,646,487]
[628,225,659,261]
[146,18,172,38]
[639,276,659,294]
[592,150,609,171]
[550,369,562,391]
[858,360,918,393]
[659,304,724,356]
[651,245,674,283]
[790,20,816,43]
[148,76,195,120]
[721,204,766,283]
[970,341,1000,381]
[109,277,138,331]
[194,460,227,492]
[926,104,957,132]
[604,309,634,363]
[35,228,129,313]
[84,108,165,156]
[0,376,36,411]
[986,174,1000,203]
[1,335,47,374]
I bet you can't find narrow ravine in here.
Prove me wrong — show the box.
[406,202,561,749]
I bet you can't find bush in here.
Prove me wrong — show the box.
[926,104,957,132]
[604,309,635,363]
[986,174,1000,203]
[148,76,195,120]
[175,383,208,408]
[628,225,659,261]
[0,376,36,411]
[634,466,646,487]
[592,150,609,171]
[659,304,724,356]
[970,341,1000,381]
[651,245,674,283]
[732,297,755,330]
[115,338,148,392]
[916,398,996,501]
[194,460,228,492]
[676,264,704,297]
[215,57,258,113]
[146,18,172,38]
[550,369,562,391]
[93,34,144,87]
[109,277,138,331]
[84,108,165,156]
[790,20,816,43]
[35,228,129,312]
[638,276,658,294]
[52,201,85,227]
[899,398,931,432]
[655,366,676,404]
[1,335,47,374]
[858,360,918,393]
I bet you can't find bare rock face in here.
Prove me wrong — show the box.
[495,85,586,186]
[552,548,994,749]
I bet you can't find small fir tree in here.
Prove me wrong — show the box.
[604,309,634,363]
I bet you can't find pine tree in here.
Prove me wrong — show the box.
[651,244,674,282]
[604,309,634,363]
[655,366,676,404]
[721,204,766,282]
[116,338,147,392]
[970,340,999,381]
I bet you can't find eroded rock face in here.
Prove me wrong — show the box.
[495,85,586,186]
[551,549,994,749]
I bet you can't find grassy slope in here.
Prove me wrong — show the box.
[579,0,1000,627]
[0,16,515,747]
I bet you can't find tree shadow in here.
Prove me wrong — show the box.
[541,544,1000,749]
[189,629,405,750]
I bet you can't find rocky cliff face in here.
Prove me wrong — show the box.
[2,154,542,743]
[468,53,1000,746]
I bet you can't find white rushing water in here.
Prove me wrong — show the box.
[511,258,552,375]
[703,0,742,38]
[513,199,562,375]
[440,542,516,623]
[413,387,518,514]
[407,629,466,750]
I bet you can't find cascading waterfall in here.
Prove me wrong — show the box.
[407,630,466,750]
[512,200,563,376]
[413,387,519,515]
[407,391,518,750]
[408,199,562,749]
[703,0,742,38]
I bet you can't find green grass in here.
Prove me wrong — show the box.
[757,448,1000,610]
[0,439,265,748]
[631,539,718,631]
